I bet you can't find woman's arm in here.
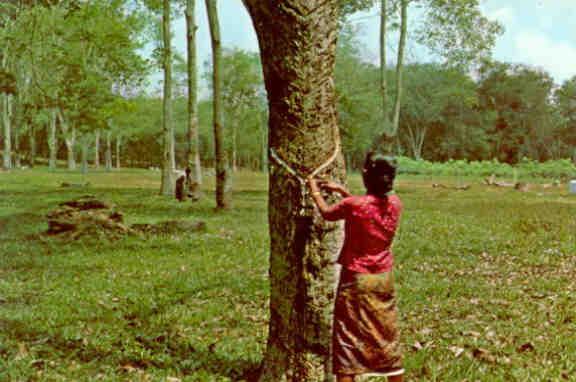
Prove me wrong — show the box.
[307,177,349,220]
[319,180,351,197]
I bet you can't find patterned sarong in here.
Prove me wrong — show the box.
[332,270,403,376]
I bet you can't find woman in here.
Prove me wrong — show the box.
[308,152,404,382]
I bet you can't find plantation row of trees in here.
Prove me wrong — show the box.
[2,1,573,179]
[0,0,148,171]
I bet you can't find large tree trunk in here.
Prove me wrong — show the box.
[2,94,12,170]
[48,109,57,170]
[206,0,230,209]
[105,130,112,171]
[243,2,344,381]
[94,129,100,169]
[186,0,202,198]
[160,0,175,196]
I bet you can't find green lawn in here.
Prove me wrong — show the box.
[1,168,575,381]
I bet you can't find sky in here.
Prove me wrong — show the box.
[149,0,576,91]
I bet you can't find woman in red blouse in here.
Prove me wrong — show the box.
[308,152,404,382]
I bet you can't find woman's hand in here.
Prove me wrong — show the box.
[318,180,351,197]
[319,181,343,192]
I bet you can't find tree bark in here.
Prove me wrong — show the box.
[57,109,76,170]
[391,0,408,136]
[2,94,12,170]
[380,0,390,135]
[160,0,175,196]
[206,0,230,209]
[243,1,344,380]
[48,108,57,170]
[66,127,76,170]
[186,0,203,196]
[94,129,100,169]
[115,135,121,169]
[81,138,88,175]
[28,124,36,167]
[105,130,112,171]
[14,120,21,168]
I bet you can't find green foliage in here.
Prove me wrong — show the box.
[395,156,576,179]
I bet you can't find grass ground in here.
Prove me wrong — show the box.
[0,168,575,381]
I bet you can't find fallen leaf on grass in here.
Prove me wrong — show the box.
[449,346,465,358]
[472,348,496,363]
[166,378,181,382]
[517,342,535,353]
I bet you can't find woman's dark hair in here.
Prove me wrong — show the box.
[362,151,397,197]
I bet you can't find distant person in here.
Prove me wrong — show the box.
[308,152,404,382]
[175,167,192,202]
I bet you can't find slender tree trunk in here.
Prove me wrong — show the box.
[243,1,344,380]
[380,0,390,135]
[186,0,202,198]
[232,121,237,172]
[160,0,175,196]
[29,124,36,167]
[65,128,76,170]
[14,120,21,168]
[81,138,88,175]
[391,0,408,136]
[48,109,57,170]
[116,135,121,169]
[105,130,112,171]
[2,94,12,170]
[94,129,100,169]
[206,0,230,209]
[57,110,76,170]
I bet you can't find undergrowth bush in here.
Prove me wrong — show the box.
[396,157,576,179]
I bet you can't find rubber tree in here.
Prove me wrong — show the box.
[159,0,175,196]
[242,1,345,380]
[205,0,230,209]
[185,0,202,198]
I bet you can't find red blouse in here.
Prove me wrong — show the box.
[322,194,402,274]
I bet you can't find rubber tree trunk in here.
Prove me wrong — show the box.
[105,130,112,171]
[390,0,408,136]
[115,135,121,169]
[94,129,100,169]
[206,0,230,209]
[160,0,175,196]
[58,110,76,170]
[2,94,12,170]
[28,124,36,167]
[48,109,57,170]
[65,127,76,170]
[14,121,21,168]
[186,0,202,198]
[377,0,408,150]
[380,0,390,135]
[243,1,345,380]
[81,138,88,175]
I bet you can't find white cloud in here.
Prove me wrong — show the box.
[514,30,576,83]
[485,7,516,25]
